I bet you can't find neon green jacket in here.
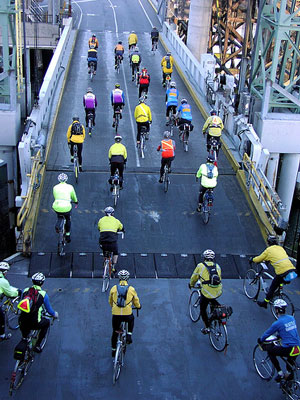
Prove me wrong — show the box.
[0,272,18,298]
[196,163,218,188]
[52,182,78,213]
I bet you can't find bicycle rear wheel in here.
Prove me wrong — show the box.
[113,345,123,384]
[201,205,210,224]
[6,300,20,330]
[74,159,79,183]
[281,380,300,399]
[209,319,228,352]
[140,136,145,158]
[102,261,110,293]
[112,186,119,207]
[189,290,201,322]
[243,269,260,299]
[88,119,92,136]
[253,344,275,380]
[270,292,295,319]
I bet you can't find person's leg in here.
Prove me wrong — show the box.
[19,320,31,339]
[34,318,50,349]
[70,142,74,162]
[166,106,170,124]
[85,109,88,127]
[77,143,83,167]
[112,241,119,267]
[198,186,206,205]
[137,123,141,143]
[138,86,142,98]
[92,109,95,126]
[125,314,134,343]
[111,315,122,356]
[64,211,72,234]
[0,308,5,336]
[159,158,167,181]
[118,163,124,181]
[200,295,210,329]
[265,275,284,301]
[267,345,291,379]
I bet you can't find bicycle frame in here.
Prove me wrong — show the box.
[201,189,214,224]
[87,112,93,136]
[73,144,79,183]
[115,108,121,133]
[139,126,149,159]
[56,214,66,256]
[111,171,120,207]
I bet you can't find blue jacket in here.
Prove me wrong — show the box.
[166,88,179,107]
[260,315,300,347]
[177,103,192,121]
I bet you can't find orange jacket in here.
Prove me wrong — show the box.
[157,139,175,158]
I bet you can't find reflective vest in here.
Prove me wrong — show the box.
[161,139,175,158]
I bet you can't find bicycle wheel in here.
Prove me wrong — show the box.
[243,269,260,299]
[140,136,145,158]
[189,290,201,322]
[113,344,123,384]
[270,292,295,319]
[39,325,50,350]
[253,344,275,380]
[115,115,119,133]
[282,380,300,399]
[201,203,210,225]
[74,159,79,183]
[102,260,110,293]
[88,120,92,136]
[9,360,26,394]
[6,300,20,330]
[163,171,169,193]
[209,319,228,352]
[113,186,118,207]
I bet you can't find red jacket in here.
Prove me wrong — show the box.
[157,139,175,158]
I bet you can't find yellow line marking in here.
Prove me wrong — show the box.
[83,288,91,293]
[84,209,91,213]
[73,288,80,293]
[295,291,300,295]
[146,0,157,13]
[41,209,49,213]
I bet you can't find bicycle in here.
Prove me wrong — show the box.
[253,335,300,398]
[9,312,55,395]
[179,123,190,152]
[101,232,124,293]
[207,137,220,165]
[1,296,20,330]
[138,125,149,159]
[168,113,176,137]
[151,39,158,52]
[189,288,232,352]
[56,213,66,256]
[165,73,172,89]
[162,162,171,193]
[87,111,94,137]
[90,61,96,81]
[113,308,139,384]
[111,169,121,207]
[73,144,80,183]
[243,261,295,319]
[201,188,214,225]
[115,54,122,74]
[114,106,121,134]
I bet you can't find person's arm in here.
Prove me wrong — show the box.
[71,185,78,203]
[132,288,141,308]
[1,279,18,298]
[83,96,85,107]
[67,125,71,143]
[82,126,86,140]
[260,320,280,342]
[95,96,98,108]
[43,293,56,317]
[253,248,268,263]
[148,107,152,123]
[108,287,114,307]
[190,266,200,287]
[117,220,124,231]
[196,165,202,179]
[202,117,209,133]
[123,146,127,162]
[157,144,161,151]
[122,92,125,105]
[134,106,138,121]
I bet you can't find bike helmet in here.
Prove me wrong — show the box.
[0,261,10,272]
[115,83,120,88]
[207,156,215,163]
[58,173,68,183]
[210,109,217,116]
[267,235,278,246]
[170,81,176,88]
[273,299,288,313]
[167,52,171,56]
[73,115,79,121]
[118,41,122,44]
[87,87,93,93]
[131,30,135,33]
[203,249,215,260]
[181,98,187,104]
[114,135,122,142]
[104,206,114,216]
[163,131,171,139]
[139,96,145,103]
[32,272,45,286]
[92,34,96,38]
[118,269,130,281]
[135,46,139,51]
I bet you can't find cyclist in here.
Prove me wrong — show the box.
[157,131,175,183]
[109,269,141,357]
[0,262,21,340]
[134,97,152,146]
[130,46,142,81]
[128,30,138,50]
[111,83,125,128]
[196,156,218,212]
[176,98,193,136]
[98,207,124,274]
[202,109,224,153]
[87,47,98,74]
[83,87,97,127]
[258,299,300,382]
[151,26,159,50]
[114,41,124,69]
[67,116,85,171]
[251,235,297,308]
[165,81,179,126]
[19,273,58,353]
[138,67,150,98]
[108,135,127,190]
[88,33,99,49]
[52,173,78,243]
[189,249,222,334]
[161,52,174,87]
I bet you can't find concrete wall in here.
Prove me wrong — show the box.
[0,105,21,146]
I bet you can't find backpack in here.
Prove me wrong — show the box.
[203,262,221,287]
[71,122,83,136]
[210,116,222,129]
[166,58,171,69]
[17,287,41,314]
[206,163,214,179]
[139,71,149,85]
[131,54,140,64]
[116,284,129,307]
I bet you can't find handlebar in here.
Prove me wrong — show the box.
[117,231,124,239]
[132,307,140,317]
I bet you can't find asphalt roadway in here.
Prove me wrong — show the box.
[1,272,300,400]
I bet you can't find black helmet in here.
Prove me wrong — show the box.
[73,115,79,121]
[118,41,122,44]
[207,156,215,164]
[267,235,278,246]
[210,109,217,116]
[32,272,45,286]
[181,98,187,104]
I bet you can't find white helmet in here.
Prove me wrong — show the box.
[105,206,114,216]
[32,272,45,285]
[273,299,288,312]
[170,81,176,88]
[58,173,68,183]
[0,261,10,272]
[118,269,130,281]
[203,249,215,260]
[163,131,171,139]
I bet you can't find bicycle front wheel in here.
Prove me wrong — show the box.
[243,269,260,299]
[209,319,228,352]
[6,299,20,330]
[270,292,295,319]
[163,171,169,193]
[253,344,275,380]
[9,360,26,394]
[113,345,123,384]
[201,206,210,225]
[102,261,110,293]
[281,380,300,399]
[189,290,201,322]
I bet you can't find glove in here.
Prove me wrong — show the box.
[149,121,152,125]
[257,337,262,345]
[17,289,22,298]
[195,177,198,182]
[249,256,254,263]
[138,305,142,310]
[54,311,59,319]
[74,202,78,209]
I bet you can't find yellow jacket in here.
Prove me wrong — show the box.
[202,115,224,137]
[128,33,138,46]
[134,103,152,123]
[67,121,85,144]
[196,163,218,188]
[253,245,296,275]
[98,216,123,233]
[190,261,222,299]
[109,281,141,315]
[108,143,127,160]
[161,56,174,73]
[88,37,99,49]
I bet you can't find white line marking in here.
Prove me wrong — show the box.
[86,13,99,16]
[138,0,153,28]
[74,0,96,3]
[73,0,83,29]
[106,0,140,167]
